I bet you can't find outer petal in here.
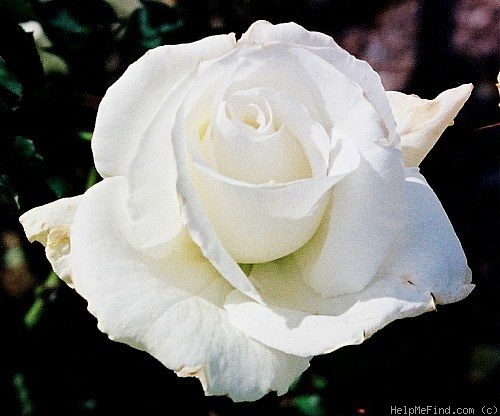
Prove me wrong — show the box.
[225,274,435,357]
[19,196,81,286]
[91,33,236,177]
[383,167,474,303]
[241,20,335,48]
[387,84,473,167]
[70,177,309,401]
[124,70,191,253]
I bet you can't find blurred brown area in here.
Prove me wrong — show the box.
[338,0,421,91]
[1,231,35,299]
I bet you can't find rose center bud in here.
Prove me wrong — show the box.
[208,88,313,185]
[187,86,333,264]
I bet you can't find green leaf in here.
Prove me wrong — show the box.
[25,271,60,329]
[136,2,184,49]
[294,394,326,416]
[0,57,22,98]
[14,136,43,162]
[0,175,20,211]
[85,167,101,189]
[49,9,91,35]
[312,374,328,391]
[12,373,33,416]
[78,130,93,141]
[46,176,72,198]
[24,298,45,329]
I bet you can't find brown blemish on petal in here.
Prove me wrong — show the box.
[176,365,209,393]
[46,226,73,286]
[400,273,415,286]
[47,226,70,247]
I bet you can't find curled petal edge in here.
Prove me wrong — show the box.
[387,84,473,167]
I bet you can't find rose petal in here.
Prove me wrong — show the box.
[387,84,473,166]
[171,55,319,298]
[497,71,500,105]
[20,196,81,244]
[92,33,236,177]
[297,148,406,297]
[225,275,435,357]
[383,167,474,303]
[45,227,72,286]
[124,72,193,253]
[192,164,343,263]
[241,20,336,48]
[20,196,81,286]
[70,177,309,401]
[278,48,407,294]
[187,77,358,263]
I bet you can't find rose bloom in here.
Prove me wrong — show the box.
[20,21,474,401]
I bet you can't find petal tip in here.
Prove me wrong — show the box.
[176,365,209,393]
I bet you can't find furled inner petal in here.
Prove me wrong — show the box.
[226,89,274,135]
[190,48,333,179]
[190,166,337,263]
[207,88,314,184]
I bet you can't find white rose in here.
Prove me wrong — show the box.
[20,21,474,402]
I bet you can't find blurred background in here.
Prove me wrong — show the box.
[0,0,498,415]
